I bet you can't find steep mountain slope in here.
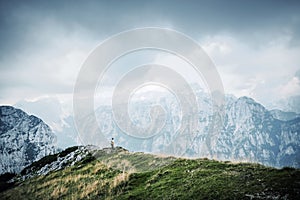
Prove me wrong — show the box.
[0,106,58,174]
[1,146,299,199]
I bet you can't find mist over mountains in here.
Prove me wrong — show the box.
[8,84,300,170]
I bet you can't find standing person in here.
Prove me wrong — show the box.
[111,138,114,149]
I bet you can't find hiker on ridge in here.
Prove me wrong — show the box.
[111,138,115,149]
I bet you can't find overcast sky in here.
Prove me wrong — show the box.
[0,0,300,110]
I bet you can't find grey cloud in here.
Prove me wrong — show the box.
[1,0,300,105]
[1,0,300,53]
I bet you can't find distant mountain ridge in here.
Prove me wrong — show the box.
[0,106,58,174]
[270,109,300,121]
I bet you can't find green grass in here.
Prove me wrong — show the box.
[113,159,300,200]
[1,149,300,200]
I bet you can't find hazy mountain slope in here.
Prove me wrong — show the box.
[0,106,58,174]
[14,98,78,148]
[1,146,299,200]
[270,95,300,114]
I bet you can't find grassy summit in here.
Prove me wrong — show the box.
[1,146,300,199]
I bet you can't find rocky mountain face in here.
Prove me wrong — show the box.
[214,97,300,168]
[0,106,58,174]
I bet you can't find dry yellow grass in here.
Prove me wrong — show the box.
[79,180,100,198]
[51,185,68,198]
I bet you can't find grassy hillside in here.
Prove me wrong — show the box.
[1,147,300,200]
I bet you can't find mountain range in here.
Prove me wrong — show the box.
[91,91,300,168]
[5,86,300,171]
[0,93,299,199]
